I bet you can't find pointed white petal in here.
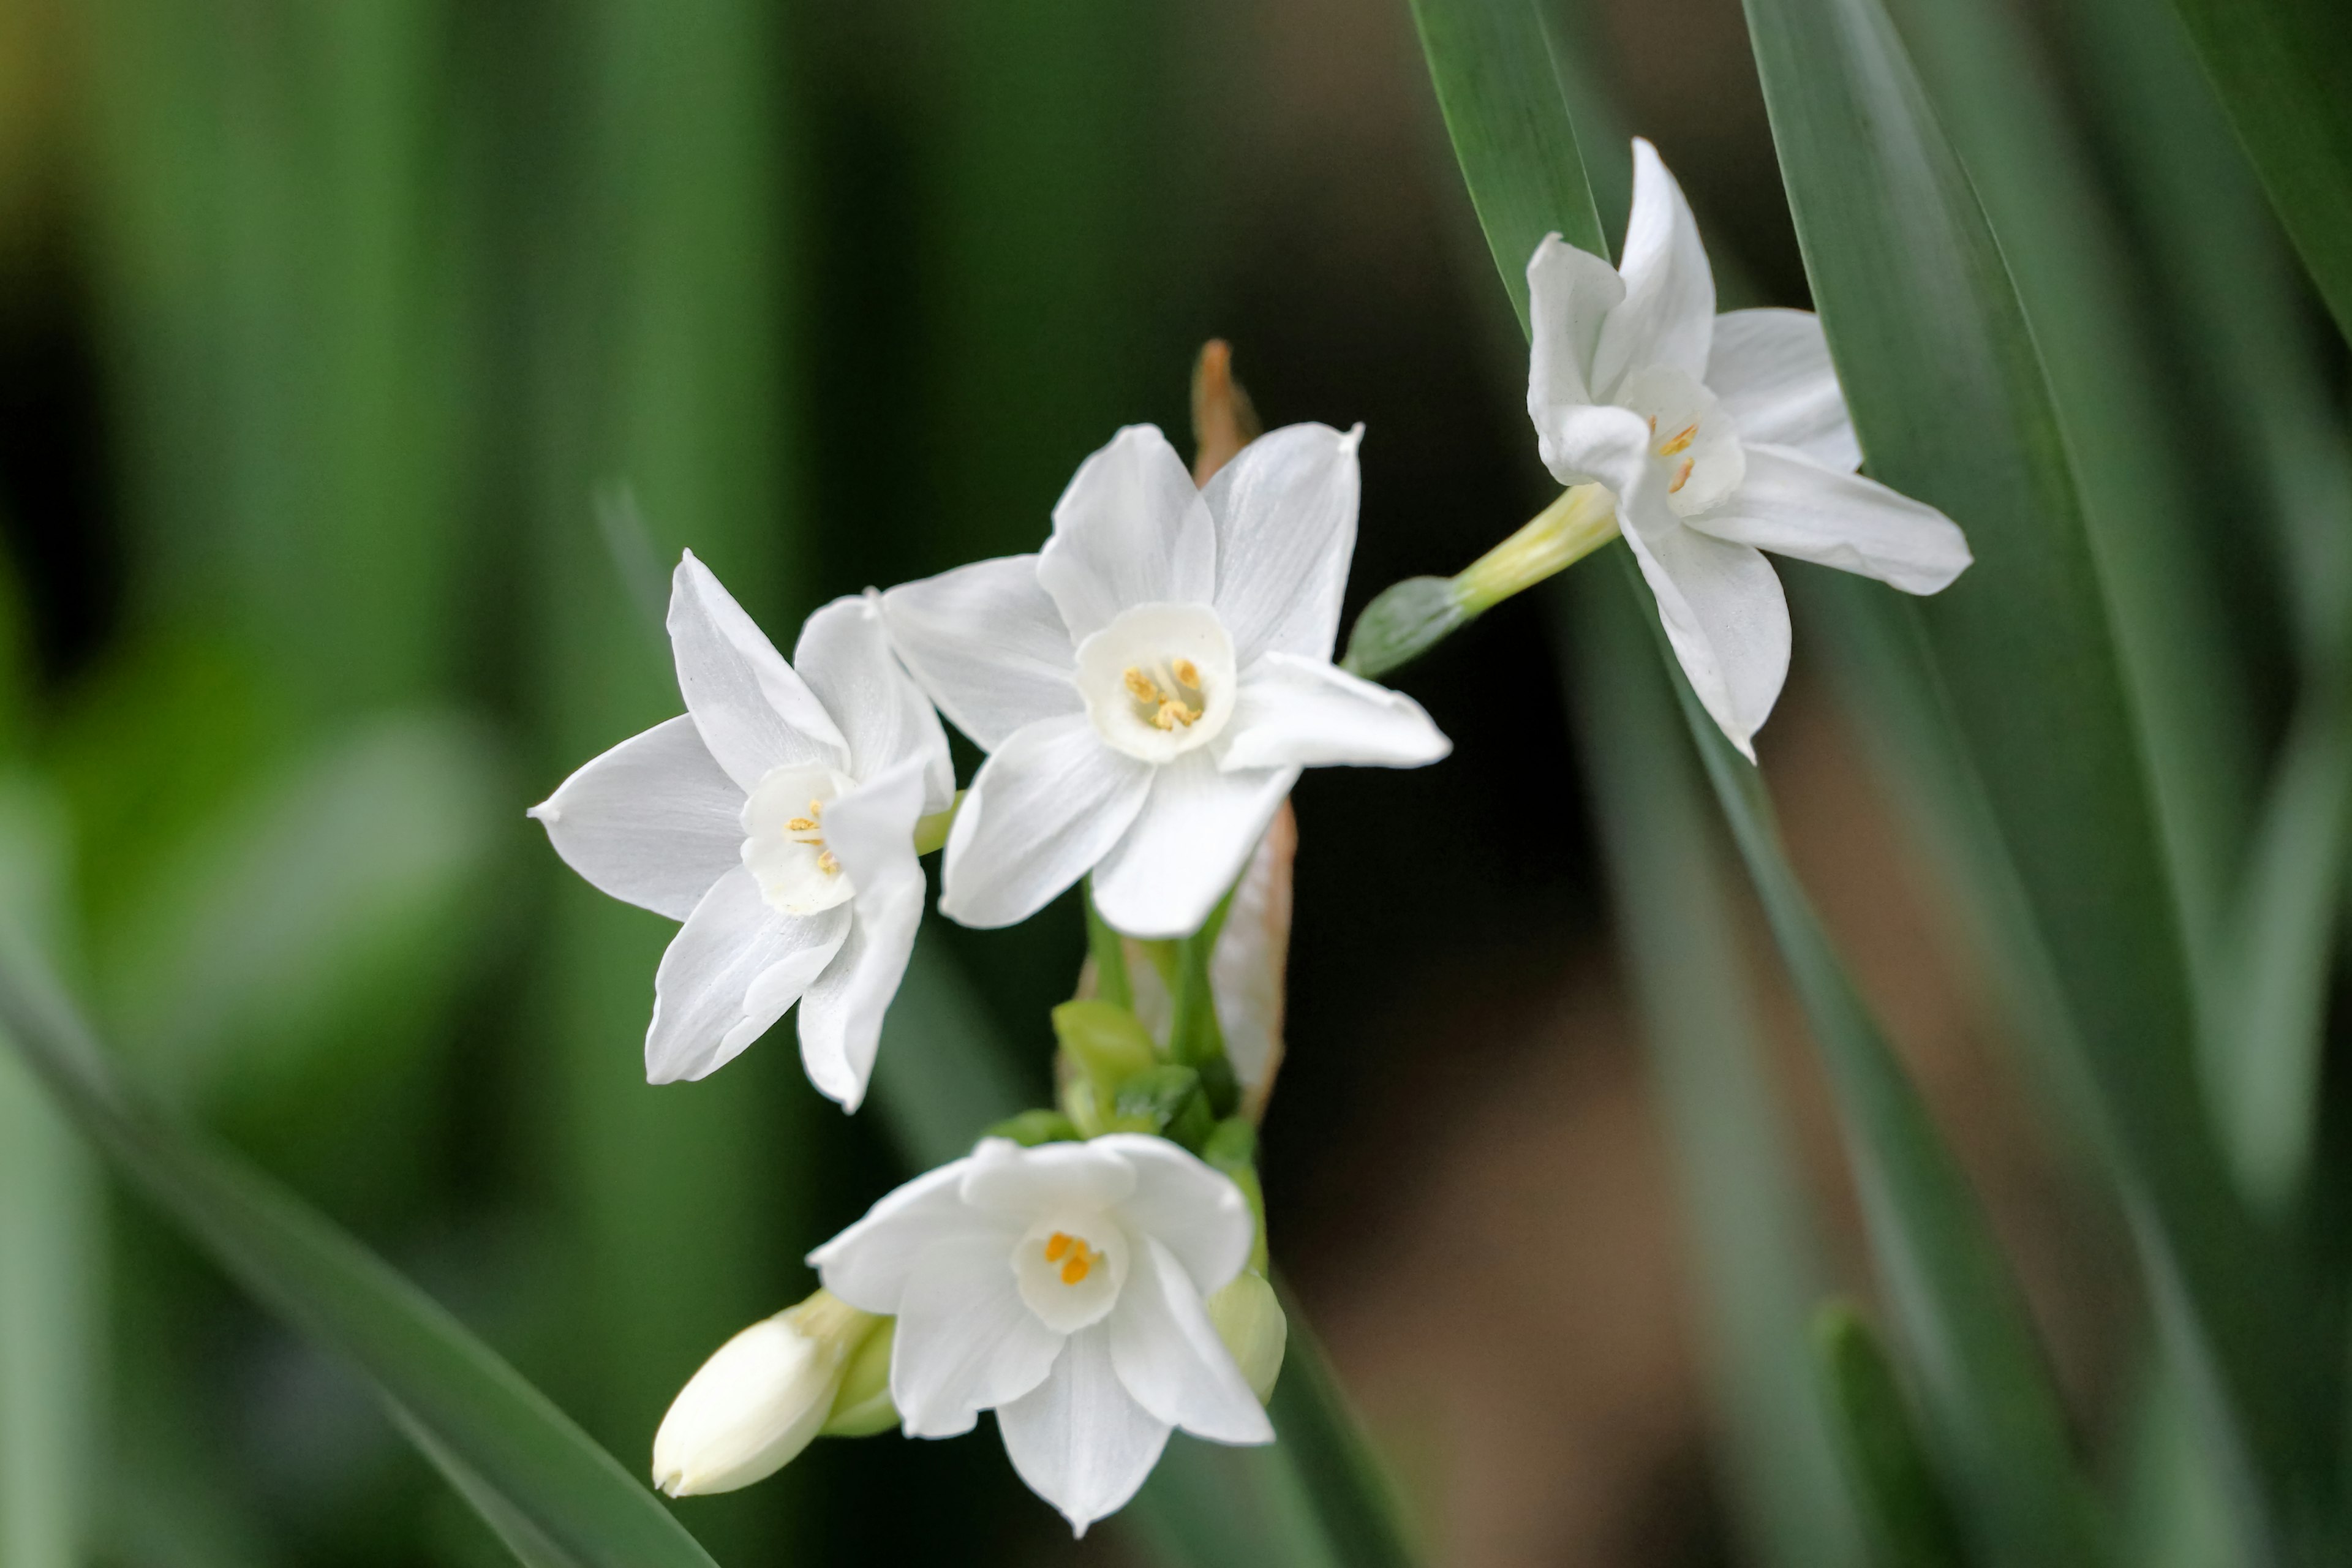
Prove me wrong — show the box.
[939,715,1152,929]
[810,1156,992,1312]
[1096,1133,1256,1294]
[646,869,850,1084]
[891,1234,1067,1438]
[959,1136,1139,1216]
[879,554,1080,750]
[998,1326,1173,1537]
[1108,1237,1273,1444]
[794,756,930,1110]
[793,593,954,812]
[1526,232,1627,412]
[1623,523,1792,761]
[1218,653,1452,771]
[668,551,849,791]
[1202,423,1361,663]
[1088,755,1294,940]
[1037,426,1218,641]
[1705,309,1861,472]
[1687,445,1972,594]
[529,715,744,921]
[1591,138,1716,394]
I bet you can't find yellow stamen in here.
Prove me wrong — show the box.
[1061,1251,1093,1286]
[1656,424,1697,456]
[1171,657,1200,689]
[1155,699,1200,730]
[816,850,840,876]
[1044,1232,1074,1262]
[786,816,818,833]
[1670,456,1695,494]
[1043,1231,1099,1285]
[1123,666,1159,703]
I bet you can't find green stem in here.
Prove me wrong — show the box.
[1082,876,1132,1010]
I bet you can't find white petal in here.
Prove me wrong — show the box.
[1526,232,1627,413]
[1623,523,1792,761]
[1528,390,1672,523]
[960,1136,1139,1216]
[810,1156,990,1313]
[1201,423,1361,663]
[879,555,1080,751]
[529,715,744,921]
[1108,1237,1273,1445]
[793,593,954,812]
[645,869,850,1084]
[892,1234,1068,1438]
[1096,1133,1256,1293]
[668,551,848,791]
[938,715,1151,930]
[1591,138,1716,395]
[1705,309,1861,472]
[998,1326,1173,1537]
[1217,653,1452,772]
[795,757,930,1110]
[1686,445,1972,595]
[1089,755,1295,940]
[1037,426,1218,643]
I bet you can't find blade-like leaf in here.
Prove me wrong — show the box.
[2163,0,2352,343]
[1734,0,2323,1542]
[1814,1304,1966,1568]
[1408,4,2104,1560]
[0,936,722,1568]
[1564,568,1867,1568]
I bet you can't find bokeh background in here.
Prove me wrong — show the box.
[0,1,2332,1564]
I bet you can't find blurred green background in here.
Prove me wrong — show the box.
[0,0,2340,1565]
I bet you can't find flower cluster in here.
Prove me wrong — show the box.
[531,138,1966,1537]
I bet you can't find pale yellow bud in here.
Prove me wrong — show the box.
[651,1290,878,1496]
[1206,1270,1287,1404]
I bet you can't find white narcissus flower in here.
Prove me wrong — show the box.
[651,1291,879,1497]
[881,424,1450,940]
[530,552,951,1103]
[811,1135,1272,1534]
[1527,138,1972,758]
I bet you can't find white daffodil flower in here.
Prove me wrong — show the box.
[1527,138,1972,758]
[810,1134,1272,1534]
[881,424,1450,939]
[652,1291,880,1496]
[530,552,951,1102]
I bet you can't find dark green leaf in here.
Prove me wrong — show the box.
[1735,0,2323,1540]
[1814,1304,1966,1568]
[0,936,720,1568]
[2163,0,2352,342]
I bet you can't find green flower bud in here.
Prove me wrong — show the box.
[1051,1000,1159,1094]
[1340,576,1470,682]
[1111,1063,1215,1151]
[1207,1270,1287,1404]
[821,1318,899,1437]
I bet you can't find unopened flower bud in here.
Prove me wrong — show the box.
[652,1289,879,1496]
[821,1317,899,1436]
[1207,1270,1287,1404]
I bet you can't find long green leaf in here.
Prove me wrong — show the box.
[0,936,721,1568]
[1874,0,2256,1009]
[1564,566,1866,1568]
[2163,0,2352,343]
[1734,0,2326,1545]
[1814,1305,1966,1568]
[1408,4,2103,1560]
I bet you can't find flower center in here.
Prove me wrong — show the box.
[1013,1214,1128,1333]
[1615,364,1744,522]
[1073,602,1238,764]
[1042,1230,1101,1285]
[741,764,859,916]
